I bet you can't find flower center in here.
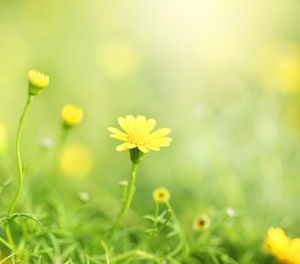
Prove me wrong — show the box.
[128,129,151,146]
[198,220,205,226]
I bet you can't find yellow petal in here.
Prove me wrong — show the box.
[116,142,136,151]
[125,115,135,124]
[136,115,146,125]
[110,134,127,141]
[108,127,127,137]
[145,118,156,132]
[157,142,170,147]
[125,115,135,131]
[146,144,160,151]
[151,128,171,138]
[151,137,172,146]
[117,117,128,132]
[138,145,149,153]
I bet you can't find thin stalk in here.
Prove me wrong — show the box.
[51,125,69,179]
[111,203,172,263]
[135,203,172,250]
[100,241,110,264]
[153,202,159,230]
[5,95,33,249]
[167,212,186,258]
[108,162,139,240]
[0,237,13,250]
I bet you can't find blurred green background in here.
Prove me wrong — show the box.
[1,0,300,261]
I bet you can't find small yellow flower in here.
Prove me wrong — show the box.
[108,115,172,153]
[193,215,211,231]
[60,143,93,179]
[265,227,300,264]
[259,41,300,93]
[28,70,49,95]
[152,187,170,203]
[61,104,83,127]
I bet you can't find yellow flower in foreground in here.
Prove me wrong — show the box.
[62,104,83,127]
[60,144,93,178]
[28,70,49,95]
[108,115,172,153]
[193,215,211,231]
[265,227,300,264]
[153,187,170,203]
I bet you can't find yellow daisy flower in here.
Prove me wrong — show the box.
[28,69,49,95]
[153,187,170,203]
[265,227,300,264]
[61,104,83,127]
[108,115,172,154]
[193,215,211,231]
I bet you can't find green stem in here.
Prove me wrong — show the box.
[6,95,33,249]
[108,162,139,240]
[100,240,110,264]
[136,203,172,250]
[167,215,186,258]
[51,125,69,179]
[153,202,159,230]
[135,251,160,263]
[185,213,227,258]
[111,203,172,263]
[0,237,13,250]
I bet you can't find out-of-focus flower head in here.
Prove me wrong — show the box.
[193,214,211,231]
[60,143,93,179]
[152,187,170,203]
[78,191,90,202]
[40,136,54,150]
[61,104,83,127]
[259,41,300,93]
[225,207,235,217]
[265,227,300,264]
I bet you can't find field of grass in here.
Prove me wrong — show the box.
[1,0,300,263]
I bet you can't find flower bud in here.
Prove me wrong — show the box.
[119,180,128,187]
[61,104,83,127]
[40,137,54,150]
[225,207,235,217]
[79,191,90,202]
[28,70,49,95]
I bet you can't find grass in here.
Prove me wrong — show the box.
[0,75,292,263]
[1,1,300,261]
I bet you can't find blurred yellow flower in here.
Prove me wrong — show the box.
[0,123,7,155]
[97,39,140,79]
[280,97,300,137]
[108,115,172,153]
[193,215,210,231]
[265,227,300,264]
[60,144,93,179]
[153,187,170,203]
[259,41,300,93]
[61,104,83,127]
[28,70,49,95]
